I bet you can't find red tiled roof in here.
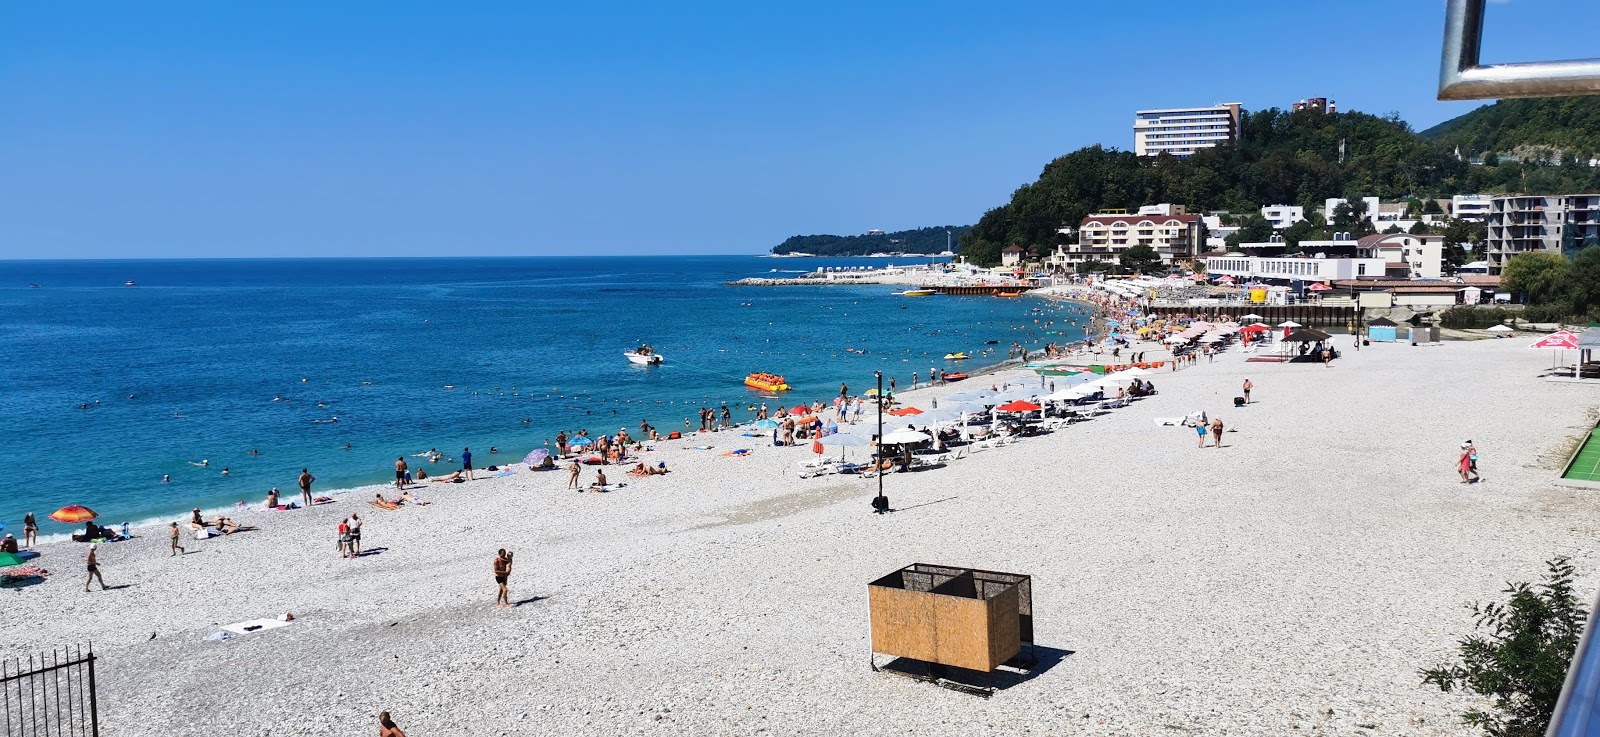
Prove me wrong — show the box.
[1001,245,1025,253]
[1079,214,1199,227]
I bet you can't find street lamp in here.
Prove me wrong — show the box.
[871,370,891,514]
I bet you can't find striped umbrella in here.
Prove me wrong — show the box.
[49,505,98,523]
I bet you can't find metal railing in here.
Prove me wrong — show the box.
[1440,0,1600,100]
[1,646,98,737]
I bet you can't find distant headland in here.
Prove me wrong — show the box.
[768,225,970,257]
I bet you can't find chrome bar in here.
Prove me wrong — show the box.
[1439,0,1600,100]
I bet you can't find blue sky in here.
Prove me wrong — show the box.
[1,0,1595,259]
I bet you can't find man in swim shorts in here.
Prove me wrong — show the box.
[461,447,473,481]
[299,468,315,506]
[394,456,408,490]
[84,545,106,591]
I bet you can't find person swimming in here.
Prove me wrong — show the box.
[189,459,209,467]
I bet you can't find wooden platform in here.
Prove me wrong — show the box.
[923,285,1036,296]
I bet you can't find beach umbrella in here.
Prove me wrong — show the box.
[523,449,550,466]
[818,432,869,447]
[1241,313,1264,322]
[1485,324,1514,334]
[789,405,809,416]
[1118,367,1153,376]
[1529,331,1580,349]
[1306,282,1332,292]
[881,429,931,445]
[996,400,1042,413]
[942,401,991,415]
[751,419,780,430]
[917,408,967,425]
[49,505,97,524]
[1278,321,1302,328]
[567,436,594,448]
[0,551,24,568]
[1198,335,1222,343]
[1165,335,1188,344]
[943,390,994,402]
[888,407,923,417]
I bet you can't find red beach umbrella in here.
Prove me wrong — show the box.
[996,400,1042,413]
[789,405,809,416]
[49,505,98,523]
[1529,331,1580,350]
[888,407,923,417]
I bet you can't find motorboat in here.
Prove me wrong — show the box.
[897,289,937,297]
[124,280,136,287]
[943,372,969,382]
[625,352,663,366]
[943,352,970,360]
[745,372,791,392]
[995,291,1021,298]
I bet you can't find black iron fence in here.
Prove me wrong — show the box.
[2,646,98,737]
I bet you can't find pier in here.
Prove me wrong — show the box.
[923,284,1037,296]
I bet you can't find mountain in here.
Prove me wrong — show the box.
[958,104,1600,266]
[1420,97,1600,162]
[770,225,970,256]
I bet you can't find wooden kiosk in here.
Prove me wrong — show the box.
[868,564,1034,695]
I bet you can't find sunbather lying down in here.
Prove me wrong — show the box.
[2,566,48,580]
[627,462,669,477]
[373,491,432,509]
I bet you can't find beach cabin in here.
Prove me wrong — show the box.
[1366,316,1399,342]
[1001,246,1025,267]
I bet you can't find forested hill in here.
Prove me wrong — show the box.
[770,225,970,256]
[959,104,1600,266]
[1420,97,1600,162]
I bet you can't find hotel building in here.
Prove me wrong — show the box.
[1133,103,1242,157]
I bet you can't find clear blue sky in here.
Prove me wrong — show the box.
[1,0,1595,259]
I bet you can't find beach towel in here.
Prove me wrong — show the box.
[719,449,751,458]
[208,617,292,641]
[590,483,627,492]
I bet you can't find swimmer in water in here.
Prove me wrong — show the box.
[189,460,209,468]
[343,443,352,450]
[162,474,170,483]
[221,467,229,476]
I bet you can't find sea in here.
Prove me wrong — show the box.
[0,256,1089,532]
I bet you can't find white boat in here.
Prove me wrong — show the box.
[897,289,937,297]
[625,352,664,365]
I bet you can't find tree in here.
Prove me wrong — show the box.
[1119,244,1161,275]
[1076,260,1114,274]
[1424,198,1445,214]
[1571,246,1600,315]
[1383,224,1404,234]
[1227,215,1275,250]
[1409,220,1433,235]
[1502,252,1576,307]
[1422,557,1587,737]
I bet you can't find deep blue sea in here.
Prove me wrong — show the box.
[0,256,1087,531]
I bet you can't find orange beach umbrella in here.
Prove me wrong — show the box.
[49,505,98,523]
[996,400,1042,413]
[888,407,923,417]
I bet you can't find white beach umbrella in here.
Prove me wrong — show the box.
[881,430,931,445]
[1117,366,1153,376]
[1198,335,1222,344]
[1165,335,1188,344]
[918,408,967,425]
[1485,324,1514,333]
[943,390,994,402]
[818,432,869,447]
[1278,321,1302,328]
[1241,314,1264,322]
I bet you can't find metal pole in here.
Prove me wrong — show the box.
[874,371,887,513]
[84,650,96,737]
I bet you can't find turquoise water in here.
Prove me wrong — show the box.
[0,256,1087,530]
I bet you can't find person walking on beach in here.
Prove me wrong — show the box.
[379,711,407,737]
[394,457,408,490]
[461,447,474,481]
[337,518,351,558]
[1196,422,1207,448]
[84,544,106,591]
[493,549,513,609]
[912,372,919,388]
[298,468,315,507]
[568,460,581,490]
[1242,378,1253,404]
[169,522,185,557]
[1458,443,1473,483]
[1466,440,1480,481]
[1211,418,1225,447]
[349,513,362,556]
[23,512,37,549]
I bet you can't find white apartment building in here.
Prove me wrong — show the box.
[1260,204,1305,230]
[1358,233,1445,279]
[1064,210,1203,266]
[1133,103,1242,157]
[1205,254,1385,282]
[1451,195,1492,221]
[1485,194,1600,274]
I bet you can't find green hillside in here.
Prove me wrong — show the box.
[770,225,969,256]
[1420,97,1600,161]
[959,105,1600,266]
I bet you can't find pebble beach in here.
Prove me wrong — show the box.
[6,335,1600,736]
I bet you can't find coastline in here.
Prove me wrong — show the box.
[7,334,1598,735]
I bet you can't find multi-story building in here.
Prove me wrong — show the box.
[1291,97,1336,113]
[1133,103,1242,157]
[1358,233,1445,279]
[1451,195,1492,221]
[1485,194,1600,274]
[1260,204,1306,230]
[1060,209,1202,266]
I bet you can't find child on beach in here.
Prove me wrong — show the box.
[170,522,185,556]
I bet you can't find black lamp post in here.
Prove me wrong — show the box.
[872,370,890,514]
